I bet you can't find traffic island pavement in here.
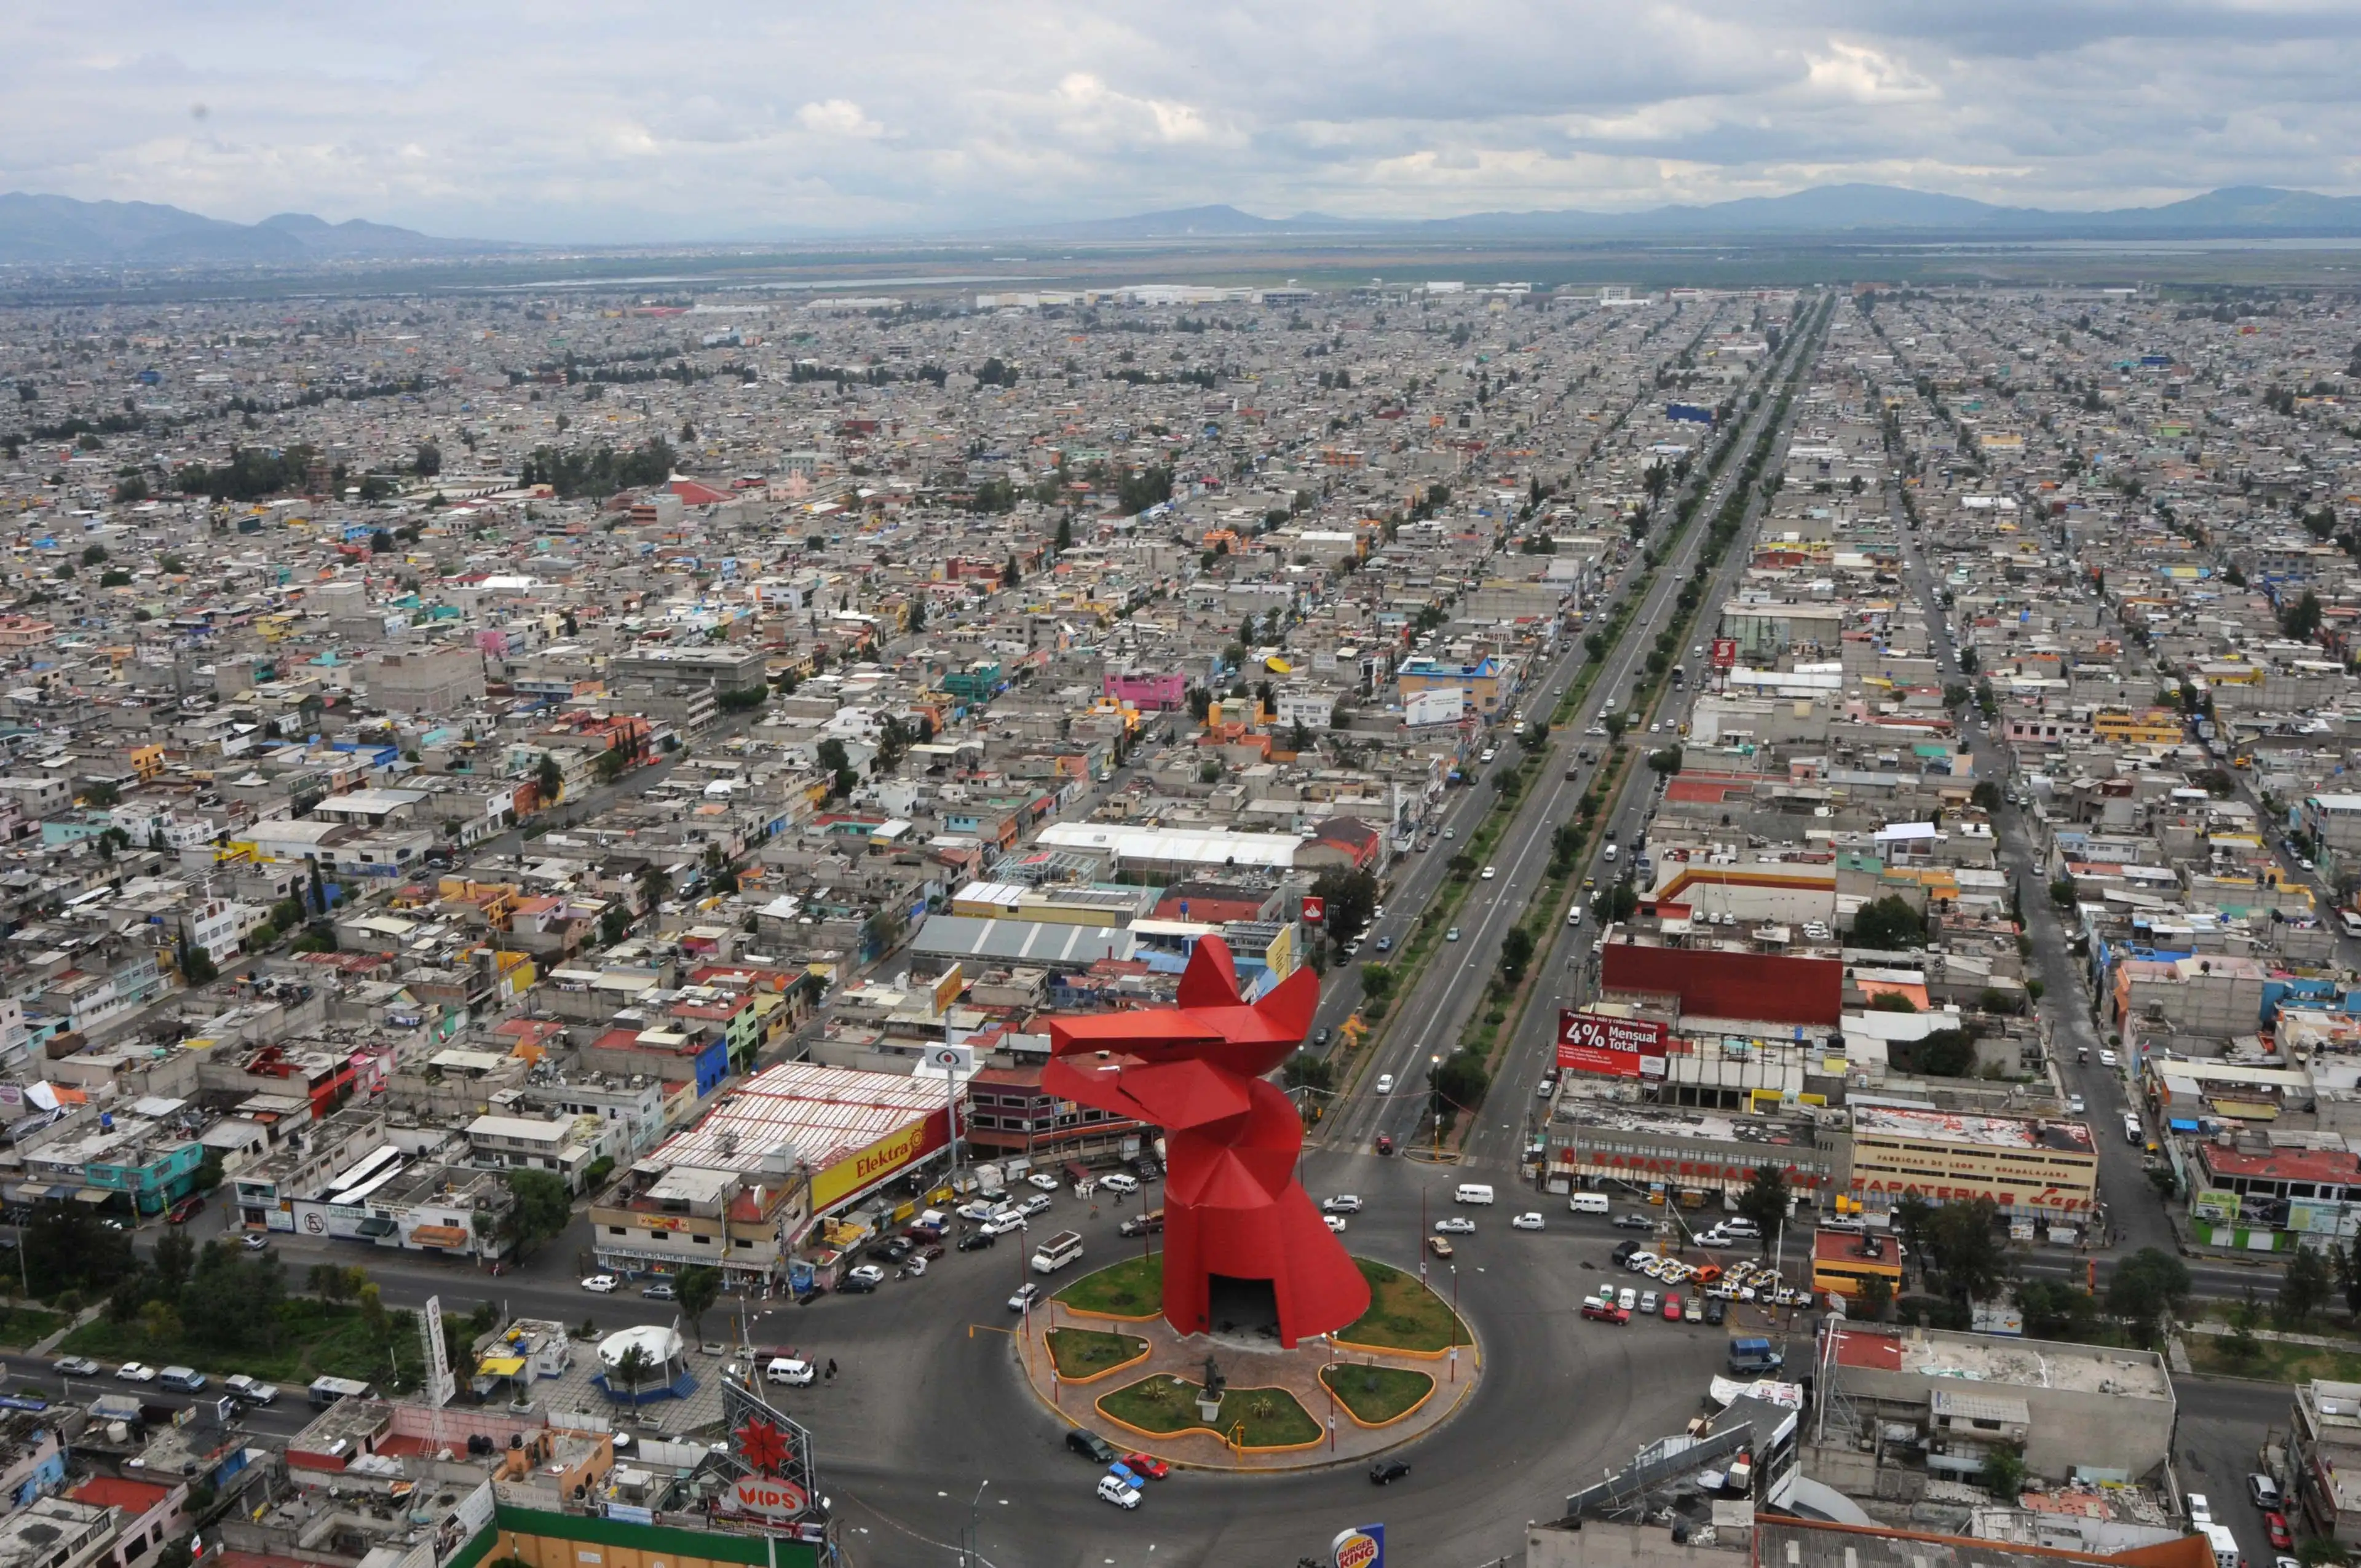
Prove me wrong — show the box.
[1011,1296,1479,1472]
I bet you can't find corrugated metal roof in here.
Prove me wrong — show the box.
[909,914,1137,967]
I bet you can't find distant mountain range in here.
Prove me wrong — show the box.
[1001,184,2361,242]
[7,183,2361,266]
[0,193,505,264]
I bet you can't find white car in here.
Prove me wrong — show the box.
[1434,1217,1477,1235]
[1017,1194,1054,1218]
[1324,1214,1348,1233]
[1099,1173,1140,1195]
[765,1357,816,1387]
[2068,1095,2086,1113]
[845,1264,887,1288]
[1511,1212,1546,1231]
[115,1363,157,1384]
[1009,1282,1042,1313]
[1618,1286,1637,1312]
[1374,1074,1395,1095]
[2099,1049,2119,1067]
[1445,927,1461,941]
[1372,906,1386,921]
[1028,1173,1061,1191]
[983,1214,1029,1237]
[1323,1194,1364,1214]
[1097,1473,1143,1510]
[1481,865,1497,880]
[580,1274,620,1294]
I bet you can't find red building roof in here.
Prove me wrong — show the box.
[71,1476,171,1513]
[2198,1146,2361,1184]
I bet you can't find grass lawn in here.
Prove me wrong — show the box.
[1054,1254,1163,1317]
[0,1305,68,1350]
[1046,1327,1146,1380]
[1337,1258,1471,1352]
[2187,1332,2361,1384]
[1099,1374,1321,1448]
[61,1299,425,1386]
[1320,1362,1434,1424]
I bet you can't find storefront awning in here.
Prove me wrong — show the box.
[408,1225,470,1248]
[73,1187,112,1205]
[9,1184,52,1202]
[477,1355,526,1377]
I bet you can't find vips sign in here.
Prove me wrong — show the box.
[727,1473,811,1520]
[1332,1524,1386,1568]
[1558,1010,1669,1079]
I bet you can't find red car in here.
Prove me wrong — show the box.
[1121,1452,1171,1481]
[1663,1293,1683,1321]
[1375,1134,1394,1156]
[2266,1513,2292,1550]
[166,1196,204,1225]
[1581,1300,1631,1324]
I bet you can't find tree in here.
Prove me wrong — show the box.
[1923,1198,2012,1304]
[2283,590,2325,642]
[1850,895,1926,950]
[504,1170,573,1258]
[1310,866,1379,946]
[151,1230,196,1299]
[2106,1247,2192,1344]
[1499,926,1535,983]
[536,753,563,806]
[2049,876,2081,909]
[611,1341,651,1403]
[677,1265,723,1342]
[1053,514,1073,552]
[1856,1273,1894,1321]
[1603,713,1628,742]
[2015,1278,2100,1341]
[1734,1165,1789,1248]
[414,441,441,477]
[1979,1443,2028,1499]
[2280,1245,2335,1328]
[1971,781,2001,813]
[1647,745,1682,775]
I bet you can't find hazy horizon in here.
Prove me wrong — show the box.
[5,1,2359,245]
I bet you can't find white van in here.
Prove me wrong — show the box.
[1568,1192,1612,1216]
[1567,904,1584,926]
[2123,1112,2143,1146]
[1030,1230,1085,1275]
[1603,844,1618,863]
[1454,1183,1496,1205]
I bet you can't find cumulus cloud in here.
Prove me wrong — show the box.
[0,0,2356,239]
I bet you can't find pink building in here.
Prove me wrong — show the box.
[1103,672,1188,710]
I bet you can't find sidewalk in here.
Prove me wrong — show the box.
[1014,1300,1478,1473]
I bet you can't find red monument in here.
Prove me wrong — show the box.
[1044,937,1369,1347]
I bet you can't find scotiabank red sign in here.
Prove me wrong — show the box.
[1710,638,1738,670]
[1559,1010,1669,1078]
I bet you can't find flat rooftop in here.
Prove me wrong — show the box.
[1852,1105,2095,1152]
[1829,1325,2170,1400]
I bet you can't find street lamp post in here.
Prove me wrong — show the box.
[1430,1053,1442,1158]
[963,1479,989,1568]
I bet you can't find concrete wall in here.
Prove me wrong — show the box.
[1527,1519,1746,1568]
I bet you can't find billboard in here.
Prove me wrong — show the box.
[1300,895,1326,925]
[1666,402,1715,424]
[1558,1010,1669,1078]
[1710,638,1738,670]
[810,1109,949,1210]
[1402,687,1464,726]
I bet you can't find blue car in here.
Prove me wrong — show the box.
[1107,1462,1144,1491]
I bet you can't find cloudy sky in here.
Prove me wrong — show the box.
[5,0,2360,240]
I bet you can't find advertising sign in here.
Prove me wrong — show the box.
[810,1110,949,1210]
[1332,1524,1386,1568]
[1710,638,1738,670]
[1300,896,1326,926]
[1558,1010,1669,1078]
[422,1296,454,1409]
[1402,687,1464,726]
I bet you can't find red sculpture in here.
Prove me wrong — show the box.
[1045,937,1369,1347]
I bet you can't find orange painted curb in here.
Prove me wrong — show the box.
[1054,1303,1162,1324]
[1318,1364,1438,1430]
[1046,1332,1152,1386]
[1091,1382,1327,1455]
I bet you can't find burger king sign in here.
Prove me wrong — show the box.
[1331,1523,1385,1568]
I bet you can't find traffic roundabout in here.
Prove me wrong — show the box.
[1013,1253,1479,1471]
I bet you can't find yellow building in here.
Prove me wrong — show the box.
[1848,1106,2099,1219]
[2090,707,2185,747]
